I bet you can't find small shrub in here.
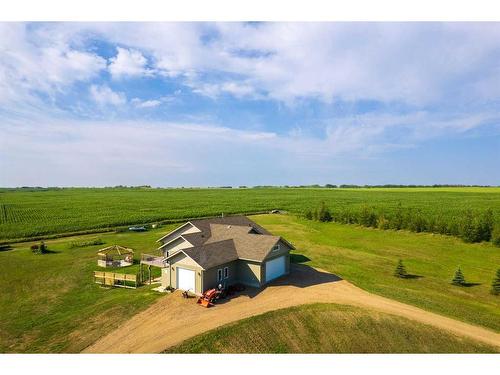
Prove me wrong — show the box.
[39,241,47,254]
[491,269,500,295]
[304,209,313,220]
[30,244,39,253]
[452,267,466,286]
[394,260,407,278]
[69,239,105,248]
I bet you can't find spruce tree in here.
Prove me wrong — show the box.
[394,259,407,278]
[452,267,466,286]
[491,269,500,295]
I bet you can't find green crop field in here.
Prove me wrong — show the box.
[1,187,499,241]
[167,303,497,353]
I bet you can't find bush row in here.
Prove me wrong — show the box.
[304,203,500,246]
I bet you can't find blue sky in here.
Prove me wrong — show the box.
[0,22,499,187]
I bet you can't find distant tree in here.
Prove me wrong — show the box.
[460,210,477,243]
[317,202,332,222]
[492,225,500,247]
[304,209,313,220]
[394,260,408,278]
[476,209,494,242]
[391,203,404,230]
[377,214,390,230]
[491,269,500,295]
[452,267,466,286]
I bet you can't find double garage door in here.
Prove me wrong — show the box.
[265,256,286,282]
[177,267,196,293]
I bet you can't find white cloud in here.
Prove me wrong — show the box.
[89,84,126,106]
[132,98,161,108]
[108,47,151,79]
[0,23,106,104]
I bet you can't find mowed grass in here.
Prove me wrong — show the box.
[252,214,500,332]
[0,224,176,353]
[1,187,499,240]
[168,303,496,353]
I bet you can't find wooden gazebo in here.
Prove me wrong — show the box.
[97,245,134,268]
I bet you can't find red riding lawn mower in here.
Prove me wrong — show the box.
[197,284,227,308]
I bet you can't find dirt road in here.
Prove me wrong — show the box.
[84,265,500,353]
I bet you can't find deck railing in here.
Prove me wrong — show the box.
[140,253,166,267]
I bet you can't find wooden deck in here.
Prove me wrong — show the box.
[140,253,166,268]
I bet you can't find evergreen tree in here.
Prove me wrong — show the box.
[394,259,407,278]
[452,267,466,286]
[491,269,500,295]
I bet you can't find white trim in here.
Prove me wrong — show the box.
[224,266,229,279]
[157,234,193,250]
[217,268,223,282]
[156,221,199,242]
[165,249,205,270]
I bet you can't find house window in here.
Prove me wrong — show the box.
[272,243,280,252]
[217,269,223,282]
[224,267,229,279]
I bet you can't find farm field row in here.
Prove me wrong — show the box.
[1,187,499,241]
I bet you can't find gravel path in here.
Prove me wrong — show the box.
[83,264,500,353]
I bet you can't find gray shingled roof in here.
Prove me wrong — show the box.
[182,239,238,270]
[165,215,292,269]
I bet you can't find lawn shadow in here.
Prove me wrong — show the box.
[40,249,61,254]
[460,282,482,287]
[403,274,424,279]
[290,253,311,263]
[0,245,14,252]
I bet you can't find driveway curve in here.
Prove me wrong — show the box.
[84,264,500,353]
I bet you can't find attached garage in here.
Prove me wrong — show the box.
[265,256,286,282]
[177,267,196,293]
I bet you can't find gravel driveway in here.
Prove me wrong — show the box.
[83,264,500,353]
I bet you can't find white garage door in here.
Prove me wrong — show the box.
[265,256,286,282]
[177,267,195,292]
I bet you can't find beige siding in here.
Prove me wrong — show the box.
[202,260,238,291]
[162,237,193,257]
[161,267,171,289]
[237,260,262,287]
[167,252,203,294]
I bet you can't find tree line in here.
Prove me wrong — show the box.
[304,202,500,246]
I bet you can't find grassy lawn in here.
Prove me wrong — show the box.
[252,214,500,332]
[168,303,496,353]
[0,225,175,353]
